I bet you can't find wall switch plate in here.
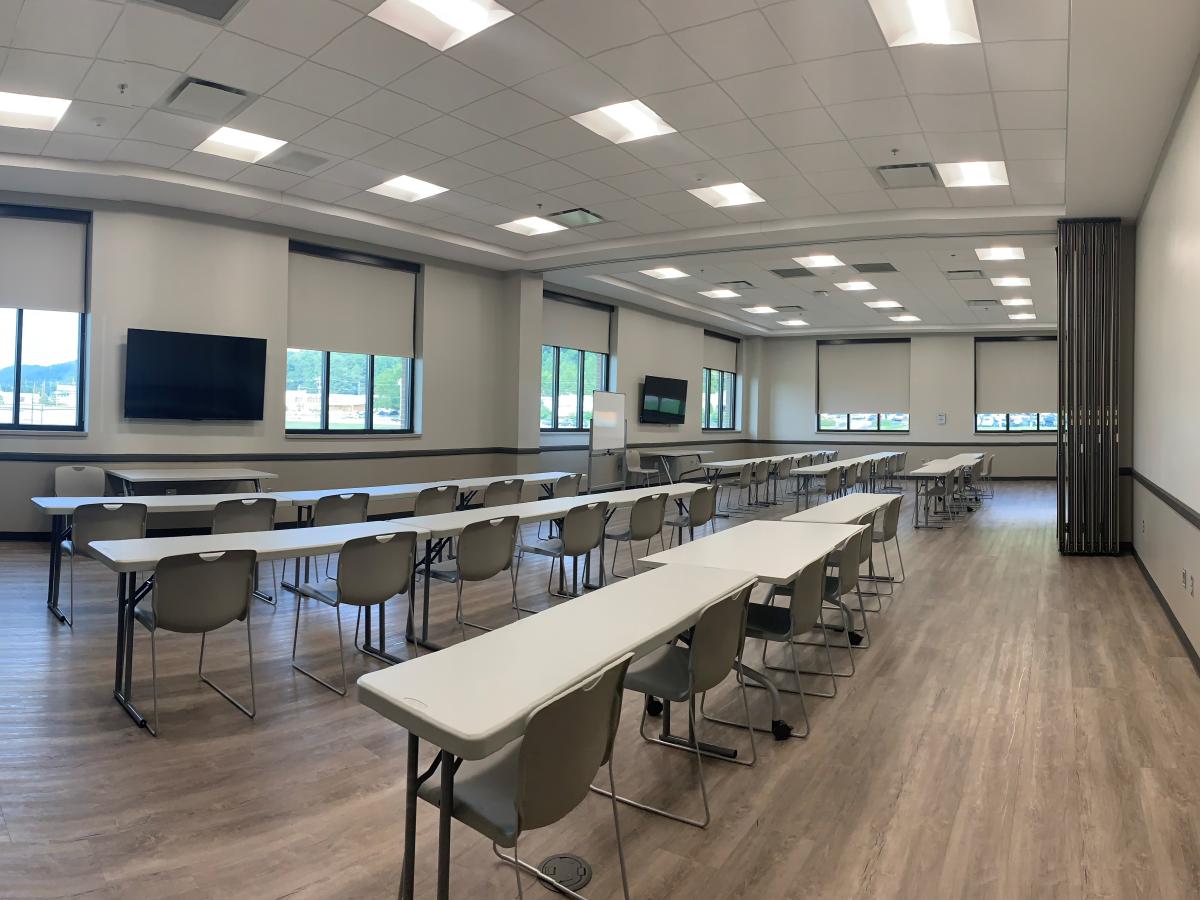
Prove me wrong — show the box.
[937,413,947,425]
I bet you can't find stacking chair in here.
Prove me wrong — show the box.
[822,466,842,504]
[132,549,257,737]
[518,500,608,599]
[595,585,756,828]
[539,473,582,540]
[54,464,106,497]
[750,459,771,506]
[484,478,524,508]
[843,461,858,495]
[292,532,417,695]
[605,492,667,578]
[666,484,717,547]
[624,449,658,487]
[868,495,905,594]
[720,463,753,512]
[62,501,148,627]
[416,654,634,900]
[982,454,996,497]
[769,456,794,504]
[429,516,521,634]
[414,484,457,516]
[212,497,278,605]
[309,492,369,579]
[820,526,871,662]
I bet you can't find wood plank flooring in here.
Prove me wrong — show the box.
[2,482,1199,899]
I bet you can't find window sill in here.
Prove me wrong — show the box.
[818,431,911,435]
[701,428,740,433]
[540,428,590,434]
[0,427,88,436]
[973,431,1055,436]
[286,430,420,440]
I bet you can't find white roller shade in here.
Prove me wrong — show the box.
[704,334,738,372]
[976,338,1057,411]
[0,217,86,312]
[288,251,416,357]
[818,340,910,413]
[542,296,609,354]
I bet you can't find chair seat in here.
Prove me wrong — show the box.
[744,602,792,641]
[417,739,520,847]
[295,579,340,606]
[873,529,887,542]
[604,528,633,541]
[518,538,564,558]
[623,643,691,702]
[664,514,690,528]
[629,466,657,475]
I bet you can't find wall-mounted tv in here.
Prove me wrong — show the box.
[640,375,688,425]
[124,328,267,421]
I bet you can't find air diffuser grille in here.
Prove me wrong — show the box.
[145,0,247,23]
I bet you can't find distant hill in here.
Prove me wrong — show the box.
[0,361,77,392]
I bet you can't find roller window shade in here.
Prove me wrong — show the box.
[704,334,737,372]
[818,340,910,413]
[976,339,1057,411]
[288,251,415,358]
[542,297,609,354]
[0,218,86,313]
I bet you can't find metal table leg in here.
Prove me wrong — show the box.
[281,504,312,595]
[47,514,67,624]
[437,749,454,900]
[400,734,419,900]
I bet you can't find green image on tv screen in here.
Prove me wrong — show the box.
[644,395,661,411]
[659,398,682,415]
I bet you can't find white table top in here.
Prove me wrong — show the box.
[640,448,714,458]
[640,519,861,585]
[792,451,900,476]
[357,563,757,759]
[88,521,429,573]
[945,453,985,466]
[32,492,293,516]
[909,460,964,477]
[783,492,895,524]
[106,467,277,483]
[280,471,577,505]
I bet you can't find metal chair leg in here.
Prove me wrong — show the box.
[291,598,347,696]
[198,619,256,719]
[148,629,160,737]
[65,550,76,628]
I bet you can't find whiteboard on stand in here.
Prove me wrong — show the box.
[590,391,625,452]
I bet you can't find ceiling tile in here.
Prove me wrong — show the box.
[601,169,679,196]
[509,118,607,155]
[826,97,918,139]
[402,115,498,155]
[976,0,1069,41]
[0,125,49,154]
[525,0,662,57]
[98,2,218,70]
[337,90,440,136]
[883,186,952,208]
[459,175,536,204]
[722,202,782,223]
[994,91,1067,130]
[173,150,246,180]
[781,140,864,172]
[560,145,648,178]
[591,35,708,96]
[189,33,303,95]
[229,97,326,141]
[800,51,905,106]
[984,41,1068,92]
[1001,129,1066,160]
[826,187,894,212]
[553,179,629,205]
[910,94,997,133]
[769,194,836,217]
[718,65,821,119]
[806,167,878,195]
[891,44,989,95]
[313,17,436,86]
[0,0,15,45]
[948,185,1013,207]
[409,157,493,189]
[0,49,91,96]
[456,202,525,225]
[509,159,591,189]
[657,158,736,187]
[125,109,213,149]
[298,118,389,157]
[850,133,932,167]
[357,137,443,172]
[416,190,491,215]
[719,149,798,180]
[743,173,818,200]
[753,108,843,148]
[667,206,732,229]
[321,158,394,188]
[644,83,744,132]
[452,90,560,137]
[924,130,1003,161]
[43,132,118,161]
[267,62,377,116]
[1010,181,1064,205]
[622,211,682,233]
[285,178,359,203]
[390,57,503,113]
[447,15,578,86]
[685,120,772,157]
[56,101,143,140]
[515,61,631,116]
[641,0,756,27]
[75,59,178,108]
[572,221,638,240]
[12,0,120,57]
[506,190,573,214]
[586,198,656,221]
[231,165,308,191]
[640,190,709,213]
[228,0,359,57]
[762,0,886,62]
[622,133,709,167]
[1007,158,1065,185]
[342,189,439,220]
[108,139,187,168]
[455,139,548,174]
[672,11,792,81]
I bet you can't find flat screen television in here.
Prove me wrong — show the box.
[640,375,688,425]
[124,328,267,421]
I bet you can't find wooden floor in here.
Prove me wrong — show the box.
[3,481,1199,899]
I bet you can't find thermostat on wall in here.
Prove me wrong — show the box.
[937,413,947,425]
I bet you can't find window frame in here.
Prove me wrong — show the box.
[702,366,737,432]
[973,335,1058,435]
[285,348,415,435]
[973,412,1058,434]
[540,343,610,433]
[817,411,910,433]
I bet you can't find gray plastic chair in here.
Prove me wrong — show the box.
[309,492,369,579]
[519,500,608,599]
[666,483,717,547]
[770,456,794,504]
[822,525,873,661]
[721,462,753,512]
[292,531,417,696]
[414,484,458,516]
[822,466,842,503]
[624,449,658,487]
[417,653,633,900]
[983,454,995,497]
[55,465,106,497]
[213,497,278,605]
[868,495,905,596]
[605,492,667,578]
[750,460,770,506]
[62,502,148,627]
[131,549,257,737]
[538,473,582,541]
[429,515,521,634]
[595,584,756,828]
[483,478,524,508]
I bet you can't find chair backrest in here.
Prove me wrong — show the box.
[151,549,256,634]
[483,478,524,508]
[857,460,869,482]
[517,653,632,833]
[828,450,839,461]
[313,493,369,527]
[855,512,875,566]
[833,528,867,596]
[212,497,276,535]
[627,492,668,541]
[688,584,753,694]
[686,484,718,529]
[844,463,858,489]
[457,516,519,581]
[774,456,794,479]
[72,502,148,559]
[823,467,841,494]
[55,465,106,497]
[336,531,417,605]
[414,485,458,516]
[879,495,902,540]
[560,501,608,557]
[553,473,582,499]
[752,460,770,485]
[985,454,995,476]
[625,449,641,471]
[786,555,827,634]
[737,462,753,487]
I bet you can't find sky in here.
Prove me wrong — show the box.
[0,308,79,367]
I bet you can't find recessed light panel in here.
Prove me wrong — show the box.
[890,314,921,322]
[571,100,675,144]
[936,161,1008,187]
[370,0,512,51]
[999,297,1034,307]
[743,306,777,314]
[778,318,808,327]
[976,246,1024,261]
[1008,312,1037,320]
[0,91,70,130]
[991,276,1030,287]
[194,126,285,163]
[868,0,981,47]
[864,299,903,309]
[835,281,876,291]
[794,254,843,268]
[496,216,565,236]
[368,175,448,202]
[641,267,688,279]
[688,182,765,208]
[699,289,740,299]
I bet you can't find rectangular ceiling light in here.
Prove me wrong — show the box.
[890,314,921,322]
[195,126,286,163]
[688,182,765,208]
[699,289,740,299]
[497,216,566,236]
[369,174,448,202]
[777,318,808,326]
[743,306,777,314]
[370,0,512,51]
[868,0,981,47]
[794,254,843,268]
[999,297,1034,307]
[1008,312,1037,320]
[641,267,688,279]
[976,246,1024,261]
[571,100,675,144]
[864,299,903,309]
[0,91,71,130]
[991,276,1030,287]
[835,280,875,291]
[936,161,1008,187]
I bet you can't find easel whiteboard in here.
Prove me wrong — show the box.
[590,391,625,451]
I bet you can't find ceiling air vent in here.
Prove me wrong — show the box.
[852,262,897,274]
[771,267,814,278]
[966,299,999,308]
[144,0,248,23]
[161,77,252,122]
[718,280,755,290]
[776,304,806,313]
[267,149,333,175]
[548,208,603,227]
[945,269,986,281]
[876,162,940,189]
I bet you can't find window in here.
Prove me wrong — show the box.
[703,367,736,430]
[286,348,414,433]
[974,412,1057,433]
[819,411,909,432]
[541,344,609,431]
[0,308,85,430]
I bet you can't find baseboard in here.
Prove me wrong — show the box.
[1131,546,1200,677]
